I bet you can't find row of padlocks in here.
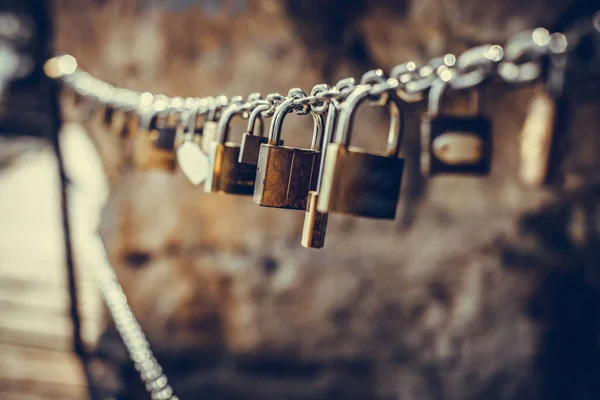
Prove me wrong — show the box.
[48,15,600,249]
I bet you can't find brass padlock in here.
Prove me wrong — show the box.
[176,107,210,185]
[133,110,177,171]
[238,101,269,165]
[253,93,325,210]
[301,101,339,248]
[420,79,492,176]
[316,84,405,220]
[204,102,258,195]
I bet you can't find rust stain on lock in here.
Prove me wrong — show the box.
[432,132,483,165]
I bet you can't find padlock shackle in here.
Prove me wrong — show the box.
[246,103,269,138]
[334,84,405,158]
[316,100,340,193]
[216,102,245,144]
[268,97,325,151]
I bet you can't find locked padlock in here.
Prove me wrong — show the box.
[253,93,325,210]
[133,110,177,171]
[202,95,228,151]
[238,101,269,165]
[204,102,258,195]
[316,84,405,220]
[176,107,210,185]
[420,79,492,176]
[301,101,339,248]
[104,106,128,137]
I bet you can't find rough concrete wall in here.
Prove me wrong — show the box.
[53,1,600,399]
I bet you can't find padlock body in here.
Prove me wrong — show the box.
[301,191,328,249]
[133,127,177,171]
[253,144,320,210]
[205,143,257,195]
[317,144,403,219]
[421,114,492,176]
[238,133,268,165]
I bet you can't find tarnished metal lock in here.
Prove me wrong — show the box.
[301,100,339,248]
[253,93,325,210]
[204,102,258,195]
[133,111,177,171]
[420,80,492,176]
[202,95,228,151]
[238,102,269,165]
[104,106,129,137]
[316,84,405,220]
[176,107,210,185]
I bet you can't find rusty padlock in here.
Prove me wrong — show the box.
[316,84,405,220]
[238,101,269,165]
[133,110,177,171]
[301,100,339,248]
[204,102,258,195]
[253,92,325,210]
[420,79,492,176]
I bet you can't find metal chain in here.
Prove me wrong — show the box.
[46,23,569,121]
[93,234,178,400]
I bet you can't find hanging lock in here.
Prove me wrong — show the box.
[133,110,178,171]
[316,84,405,220]
[421,79,492,176]
[301,101,339,248]
[103,106,129,137]
[202,95,228,151]
[253,91,325,210]
[238,101,269,165]
[204,102,259,195]
[176,107,210,185]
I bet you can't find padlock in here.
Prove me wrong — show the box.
[253,94,325,210]
[133,110,177,171]
[202,95,228,151]
[420,79,492,176]
[238,102,269,165]
[176,107,210,185]
[204,102,258,195]
[316,84,405,220]
[301,101,339,248]
[109,108,131,137]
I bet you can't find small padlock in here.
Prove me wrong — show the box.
[253,93,325,210]
[176,107,210,185]
[420,79,492,176]
[238,102,269,165]
[301,101,339,248]
[316,84,405,220]
[133,110,177,171]
[103,106,128,137]
[202,95,228,151]
[204,102,258,195]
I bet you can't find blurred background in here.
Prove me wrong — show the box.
[1,0,600,399]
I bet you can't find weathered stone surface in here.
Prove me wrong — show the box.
[54,1,600,398]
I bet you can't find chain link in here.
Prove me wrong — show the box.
[92,234,178,400]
